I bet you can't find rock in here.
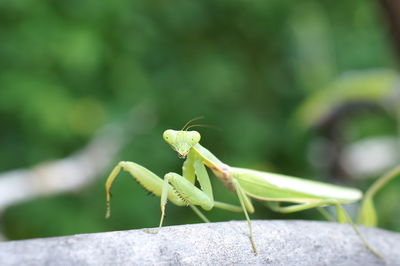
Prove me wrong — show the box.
[0,220,398,266]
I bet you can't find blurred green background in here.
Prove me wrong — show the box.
[0,0,399,240]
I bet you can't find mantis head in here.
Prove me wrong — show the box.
[163,129,201,158]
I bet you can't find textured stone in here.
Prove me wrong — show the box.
[0,220,399,266]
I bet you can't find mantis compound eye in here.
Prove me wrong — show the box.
[163,129,176,143]
[190,131,200,141]
[187,131,200,145]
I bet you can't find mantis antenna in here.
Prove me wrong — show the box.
[185,124,221,131]
[181,116,205,131]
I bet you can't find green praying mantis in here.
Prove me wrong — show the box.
[105,119,400,258]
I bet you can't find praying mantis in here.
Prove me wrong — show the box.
[105,119,400,258]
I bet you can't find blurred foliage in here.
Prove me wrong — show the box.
[296,69,399,128]
[0,0,399,240]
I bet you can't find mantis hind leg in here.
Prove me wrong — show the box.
[267,200,383,258]
[232,179,258,254]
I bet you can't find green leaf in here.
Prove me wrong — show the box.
[295,69,398,128]
[357,198,377,227]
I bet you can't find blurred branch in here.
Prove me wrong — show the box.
[0,104,156,214]
[378,0,400,58]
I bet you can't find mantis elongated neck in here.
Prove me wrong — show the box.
[191,144,229,172]
[191,143,234,190]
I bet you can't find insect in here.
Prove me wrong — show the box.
[105,119,395,258]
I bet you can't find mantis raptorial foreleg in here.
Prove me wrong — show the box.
[158,155,215,229]
[158,154,244,228]
[190,157,243,211]
[182,152,196,184]
[159,172,214,227]
[193,159,214,202]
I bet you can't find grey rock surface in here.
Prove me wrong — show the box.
[0,220,399,266]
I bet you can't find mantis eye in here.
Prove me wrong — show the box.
[163,130,175,143]
[188,131,200,144]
